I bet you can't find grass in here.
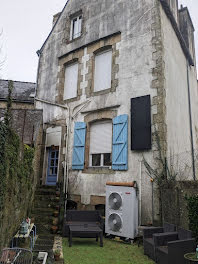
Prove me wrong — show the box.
[62,237,154,264]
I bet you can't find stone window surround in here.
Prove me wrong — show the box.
[83,109,117,174]
[57,33,121,105]
[85,34,120,97]
[56,50,83,104]
[63,8,86,45]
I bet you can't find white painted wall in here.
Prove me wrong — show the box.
[160,5,198,179]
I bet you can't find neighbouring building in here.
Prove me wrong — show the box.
[0,79,43,181]
[35,0,198,224]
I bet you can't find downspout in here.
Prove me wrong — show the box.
[186,60,196,180]
[64,107,71,217]
[63,100,91,217]
[139,159,142,226]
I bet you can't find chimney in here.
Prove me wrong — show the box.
[179,6,196,62]
[53,12,61,27]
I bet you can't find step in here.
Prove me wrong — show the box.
[35,189,57,196]
[36,185,57,190]
[31,208,55,216]
[34,195,59,203]
[33,200,58,209]
[38,234,55,240]
[33,244,53,252]
[36,224,53,234]
[32,215,54,225]
[35,239,54,246]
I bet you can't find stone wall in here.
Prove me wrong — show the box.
[0,110,43,249]
[161,181,198,229]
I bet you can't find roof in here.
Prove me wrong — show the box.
[39,0,70,54]
[160,0,194,66]
[0,80,36,103]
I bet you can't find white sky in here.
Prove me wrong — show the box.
[0,0,197,83]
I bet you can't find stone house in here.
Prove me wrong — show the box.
[35,0,198,224]
[0,79,43,182]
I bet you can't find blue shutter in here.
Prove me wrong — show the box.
[72,122,86,170]
[112,115,128,171]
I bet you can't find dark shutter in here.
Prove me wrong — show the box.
[131,95,151,150]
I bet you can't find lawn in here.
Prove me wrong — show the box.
[62,237,154,264]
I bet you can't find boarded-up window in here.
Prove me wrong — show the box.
[64,63,78,100]
[94,50,112,92]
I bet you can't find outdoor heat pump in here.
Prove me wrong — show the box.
[105,182,138,240]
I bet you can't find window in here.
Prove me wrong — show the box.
[64,62,78,100]
[89,121,112,167]
[70,15,82,40]
[94,50,112,92]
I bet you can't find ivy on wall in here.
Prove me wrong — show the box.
[0,80,35,248]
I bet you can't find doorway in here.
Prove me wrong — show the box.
[46,146,59,185]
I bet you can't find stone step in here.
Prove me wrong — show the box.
[35,189,58,196]
[35,239,54,246]
[33,200,58,209]
[31,208,55,216]
[34,195,59,203]
[33,244,53,252]
[38,234,55,240]
[32,215,54,224]
[36,185,57,190]
[36,224,53,234]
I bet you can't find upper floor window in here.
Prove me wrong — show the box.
[89,120,112,167]
[70,15,82,40]
[64,62,78,100]
[94,49,112,92]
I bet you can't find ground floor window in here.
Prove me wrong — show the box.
[89,120,112,167]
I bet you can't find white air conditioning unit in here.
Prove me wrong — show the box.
[105,183,138,240]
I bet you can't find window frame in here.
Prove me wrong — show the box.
[89,153,112,168]
[88,120,113,169]
[63,61,79,101]
[70,15,82,40]
[93,48,113,93]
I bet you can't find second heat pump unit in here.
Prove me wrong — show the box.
[105,182,138,240]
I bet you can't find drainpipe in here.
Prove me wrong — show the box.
[63,100,91,218]
[139,159,142,226]
[34,97,90,219]
[64,107,71,217]
[186,60,196,180]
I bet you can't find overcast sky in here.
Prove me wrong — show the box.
[0,0,197,83]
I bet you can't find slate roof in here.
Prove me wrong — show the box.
[0,80,36,103]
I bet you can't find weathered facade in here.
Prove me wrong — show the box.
[35,0,198,224]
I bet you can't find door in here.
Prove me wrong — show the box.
[46,147,59,185]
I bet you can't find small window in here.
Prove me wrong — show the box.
[89,121,112,167]
[94,50,112,92]
[70,15,82,40]
[64,62,78,100]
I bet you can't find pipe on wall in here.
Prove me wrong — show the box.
[186,60,196,180]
